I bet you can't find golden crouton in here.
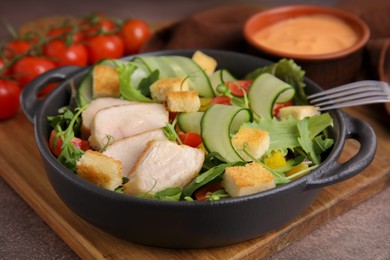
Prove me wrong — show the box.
[192,50,217,76]
[76,150,123,190]
[279,105,320,120]
[223,162,275,197]
[92,65,120,98]
[150,77,189,102]
[231,128,270,161]
[166,91,201,112]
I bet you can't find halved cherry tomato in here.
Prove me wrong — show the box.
[273,100,294,118]
[12,56,56,88]
[86,34,124,64]
[49,130,90,157]
[178,132,202,148]
[226,80,252,97]
[43,40,88,66]
[210,95,231,105]
[0,79,20,120]
[194,181,223,201]
[120,19,151,54]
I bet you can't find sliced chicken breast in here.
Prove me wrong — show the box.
[123,140,205,196]
[81,97,135,138]
[88,103,169,150]
[103,129,168,177]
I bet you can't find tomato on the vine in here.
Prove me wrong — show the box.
[80,12,117,38]
[86,34,124,64]
[0,79,20,120]
[120,19,151,54]
[12,56,56,88]
[47,27,83,43]
[44,40,88,66]
[0,57,11,76]
[4,39,32,58]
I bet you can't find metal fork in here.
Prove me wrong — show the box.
[307,80,390,111]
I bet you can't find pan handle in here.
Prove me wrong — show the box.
[306,113,377,190]
[20,65,81,123]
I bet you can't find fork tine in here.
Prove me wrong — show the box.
[317,97,390,111]
[307,80,388,99]
[309,85,384,103]
[312,92,388,107]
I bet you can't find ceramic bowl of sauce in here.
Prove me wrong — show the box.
[244,5,370,88]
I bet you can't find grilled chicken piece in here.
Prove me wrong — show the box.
[103,129,168,177]
[123,140,205,196]
[81,97,135,138]
[88,103,169,150]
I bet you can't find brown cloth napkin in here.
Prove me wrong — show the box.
[141,0,390,114]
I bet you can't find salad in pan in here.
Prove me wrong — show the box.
[48,51,334,201]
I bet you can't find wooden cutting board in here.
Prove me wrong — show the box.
[0,104,389,259]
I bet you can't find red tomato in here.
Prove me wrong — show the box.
[47,27,83,43]
[226,80,252,97]
[80,13,117,38]
[49,130,90,157]
[4,40,32,58]
[43,40,88,66]
[86,34,124,64]
[0,57,11,76]
[178,132,202,148]
[12,56,56,88]
[210,95,231,105]
[194,181,223,201]
[273,100,294,118]
[0,79,21,120]
[120,19,151,54]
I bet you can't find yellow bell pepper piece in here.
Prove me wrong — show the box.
[286,163,309,179]
[263,151,287,169]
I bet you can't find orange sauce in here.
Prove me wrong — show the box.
[253,14,359,55]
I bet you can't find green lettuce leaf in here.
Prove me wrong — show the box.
[118,62,153,102]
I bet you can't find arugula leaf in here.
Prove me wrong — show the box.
[245,59,307,105]
[152,187,182,201]
[182,161,244,198]
[297,118,320,165]
[118,62,153,102]
[48,105,89,172]
[313,135,334,154]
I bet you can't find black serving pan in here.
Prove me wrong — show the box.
[20,50,376,249]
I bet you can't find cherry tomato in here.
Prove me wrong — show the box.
[47,27,83,43]
[0,57,11,76]
[49,130,90,157]
[120,19,151,54]
[210,95,231,105]
[226,80,252,97]
[86,34,124,64]
[0,79,21,120]
[12,56,56,88]
[44,40,88,66]
[178,132,202,148]
[194,181,223,201]
[80,13,117,38]
[273,100,294,118]
[4,40,32,58]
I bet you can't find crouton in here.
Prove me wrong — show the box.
[279,105,320,120]
[123,140,204,196]
[166,90,201,112]
[231,128,270,161]
[92,65,120,98]
[150,77,189,102]
[192,50,217,76]
[76,150,123,190]
[223,162,275,197]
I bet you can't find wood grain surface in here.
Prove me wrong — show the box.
[0,104,389,259]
